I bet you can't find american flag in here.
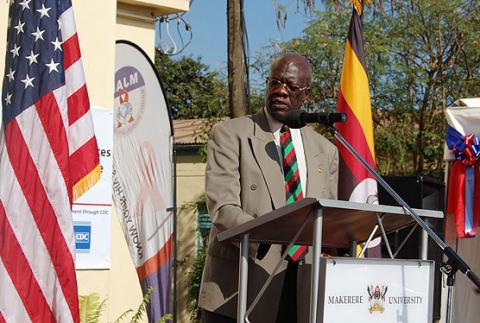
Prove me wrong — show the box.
[0,0,100,322]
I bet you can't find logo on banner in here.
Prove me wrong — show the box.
[114,66,146,134]
[74,221,92,253]
[367,284,388,314]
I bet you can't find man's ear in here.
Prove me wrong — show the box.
[303,87,311,104]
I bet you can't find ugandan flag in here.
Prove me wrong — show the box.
[336,6,377,205]
[336,5,380,256]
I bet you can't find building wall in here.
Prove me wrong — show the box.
[0,2,7,83]
[73,0,117,108]
[176,153,207,323]
[75,0,167,321]
[71,1,145,322]
[116,7,156,59]
[0,2,13,99]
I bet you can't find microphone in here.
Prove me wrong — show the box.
[281,109,347,128]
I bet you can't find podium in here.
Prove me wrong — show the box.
[217,198,443,323]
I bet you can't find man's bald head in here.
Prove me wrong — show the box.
[266,53,312,121]
[269,53,312,87]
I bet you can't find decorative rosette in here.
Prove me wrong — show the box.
[446,126,480,238]
[446,126,480,166]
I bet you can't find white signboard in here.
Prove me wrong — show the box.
[72,107,113,269]
[319,258,434,323]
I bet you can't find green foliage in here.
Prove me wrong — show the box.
[187,248,207,323]
[262,0,480,178]
[78,288,164,323]
[127,288,154,323]
[111,308,134,323]
[158,314,174,323]
[79,293,107,323]
[178,195,210,323]
[155,52,229,120]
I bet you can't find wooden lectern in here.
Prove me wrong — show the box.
[217,198,443,323]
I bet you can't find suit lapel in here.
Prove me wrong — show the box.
[302,127,327,199]
[250,111,285,209]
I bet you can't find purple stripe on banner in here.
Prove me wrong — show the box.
[465,166,474,234]
[140,257,173,322]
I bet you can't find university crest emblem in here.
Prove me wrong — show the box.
[367,284,388,314]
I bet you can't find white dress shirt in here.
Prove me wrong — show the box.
[264,107,307,197]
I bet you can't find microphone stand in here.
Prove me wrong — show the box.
[328,124,480,323]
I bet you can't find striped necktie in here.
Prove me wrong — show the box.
[280,125,308,262]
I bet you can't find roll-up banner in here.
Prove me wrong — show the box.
[73,107,113,269]
[113,41,175,322]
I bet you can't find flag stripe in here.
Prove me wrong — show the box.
[69,136,100,185]
[336,90,376,182]
[63,33,81,70]
[0,203,55,323]
[59,7,77,42]
[0,152,72,323]
[35,92,73,205]
[65,59,86,98]
[4,120,79,321]
[0,258,31,323]
[67,84,90,126]
[53,86,70,132]
[17,105,75,254]
[339,40,375,158]
[68,111,95,155]
[337,158,359,201]
[347,10,367,70]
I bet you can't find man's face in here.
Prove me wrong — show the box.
[266,55,311,122]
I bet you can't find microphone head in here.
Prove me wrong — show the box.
[329,112,347,124]
[280,109,306,129]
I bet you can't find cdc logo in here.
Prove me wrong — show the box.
[74,221,92,253]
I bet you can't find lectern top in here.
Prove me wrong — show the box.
[217,198,443,248]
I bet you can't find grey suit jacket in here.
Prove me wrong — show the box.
[198,111,338,322]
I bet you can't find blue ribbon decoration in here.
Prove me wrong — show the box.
[446,126,480,164]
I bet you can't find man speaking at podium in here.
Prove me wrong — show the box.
[198,53,339,323]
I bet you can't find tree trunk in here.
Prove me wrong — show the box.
[227,0,247,118]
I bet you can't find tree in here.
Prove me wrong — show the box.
[227,0,248,118]
[226,0,317,118]
[262,0,480,178]
[154,53,229,120]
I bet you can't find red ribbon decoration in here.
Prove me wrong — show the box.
[446,131,480,238]
[447,162,480,238]
[462,134,478,166]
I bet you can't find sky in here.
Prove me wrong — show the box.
[156,0,318,75]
